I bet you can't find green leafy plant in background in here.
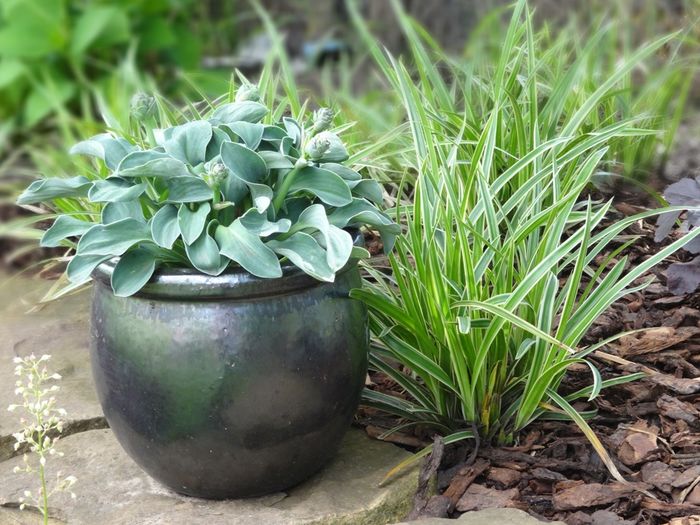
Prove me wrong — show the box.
[16,84,398,297]
[0,0,240,149]
[349,0,700,478]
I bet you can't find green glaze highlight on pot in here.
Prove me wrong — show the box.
[90,255,368,499]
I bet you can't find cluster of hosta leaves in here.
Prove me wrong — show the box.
[17,88,398,297]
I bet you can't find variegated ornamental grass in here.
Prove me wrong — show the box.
[349,0,700,480]
[17,86,398,297]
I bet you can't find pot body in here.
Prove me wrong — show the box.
[90,262,368,499]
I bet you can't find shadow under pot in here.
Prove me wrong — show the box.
[89,251,368,499]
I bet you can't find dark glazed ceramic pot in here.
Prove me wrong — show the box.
[89,253,368,499]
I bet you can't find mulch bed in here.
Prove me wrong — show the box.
[357,202,700,525]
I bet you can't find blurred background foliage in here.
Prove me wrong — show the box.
[1,0,700,269]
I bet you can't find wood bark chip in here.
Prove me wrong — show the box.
[673,466,700,490]
[640,461,676,493]
[616,421,660,466]
[612,327,700,357]
[442,457,490,507]
[664,517,700,525]
[455,483,521,512]
[486,466,521,488]
[406,435,445,520]
[552,481,637,511]
[657,394,700,426]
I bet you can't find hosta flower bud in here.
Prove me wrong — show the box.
[236,84,261,103]
[130,92,157,122]
[204,160,228,188]
[304,131,348,162]
[311,107,334,135]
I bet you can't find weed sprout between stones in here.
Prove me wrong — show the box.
[7,354,76,525]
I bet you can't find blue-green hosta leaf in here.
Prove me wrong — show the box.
[238,208,291,236]
[110,248,157,297]
[163,120,213,166]
[220,141,271,212]
[70,134,137,170]
[178,202,211,245]
[220,141,268,182]
[77,218,151,256]
[247,182,273,213]
[102,201,144,224]
[258,150,294,170]
[88,178,146,203]
[320,163,362,181]
[262,125,287,143]
[278,196,312,223]
[329,198,401,253]
[348,179,384,205]
[280,136,297,156]
[294,204,352,272]
[66,253,111,284]
[17,176,92,205]
[164,176,214,203]
[40,216,93,247]
[150,204,180,249]
[117,150,169,171]
[287,166,352,207]
[215,220,282,278]
[205,127,230,161]
[118,156,191,179]
[210,101,268,124]
[225,121,264,150]
[266,232,334,282]
[185,227,228,276]
[283,117,301,147]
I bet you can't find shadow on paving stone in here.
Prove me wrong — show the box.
[0,427,419,525]
[0,274,106,461]
[392,508,566,525]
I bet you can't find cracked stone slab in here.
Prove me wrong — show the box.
[392,508,565,525]
[0,274,105,460]
[0,427,417,525]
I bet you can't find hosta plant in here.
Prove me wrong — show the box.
[17,87,398,296]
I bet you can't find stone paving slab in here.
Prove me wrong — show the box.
[392,508,565,525]
[0,427,418,525]
[0,274,105,460]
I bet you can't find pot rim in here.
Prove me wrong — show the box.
[92,229,363,300]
